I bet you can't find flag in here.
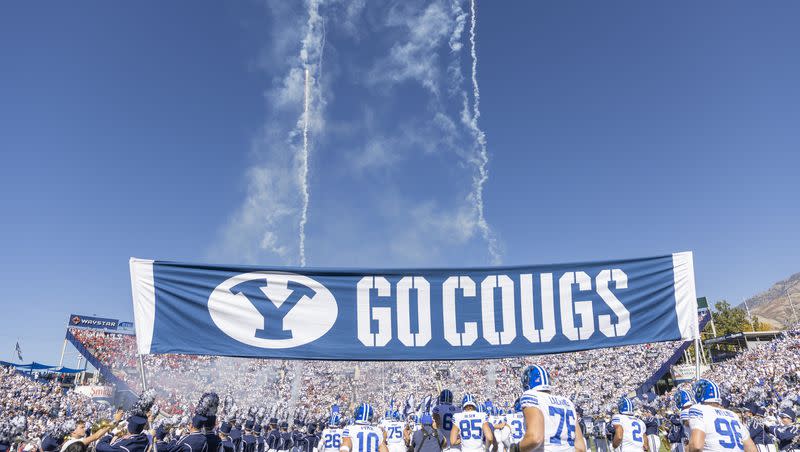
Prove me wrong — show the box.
[403,394,415,418]
[15,342,22,361]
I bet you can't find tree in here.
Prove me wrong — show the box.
[703,300,773,336]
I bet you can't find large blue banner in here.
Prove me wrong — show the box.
[129,252,698,360]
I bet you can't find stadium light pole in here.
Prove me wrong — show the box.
[58,340,68,368]
[138,354,148,391]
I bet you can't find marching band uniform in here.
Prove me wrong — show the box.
[242,420,257,452]
[219,422,236,452]
[156,426,177,452]
[266,420,282,452]
[170,415,210,452]
[96,416,150,452]
[206,416,221,452]
[769,409,799,452]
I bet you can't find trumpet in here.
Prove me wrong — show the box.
[91,418,115,432]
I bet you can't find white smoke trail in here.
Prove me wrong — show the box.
[465,0,500,264]
[297,0,324,267]
[299,67,311,267]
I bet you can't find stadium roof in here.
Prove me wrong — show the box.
[704,330,784,346]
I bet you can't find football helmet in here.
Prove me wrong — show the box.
[693,379,722,404]
[674,389,694,409]
[439,389,454,404]
[462,394,478,409]
[618,397,634,415]
[354,403,374,423]
[522,365,552,391]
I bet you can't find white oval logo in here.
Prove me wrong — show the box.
[208,271,337,349]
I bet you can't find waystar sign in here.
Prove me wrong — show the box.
[68,314,119,331]
[129,252,699,360]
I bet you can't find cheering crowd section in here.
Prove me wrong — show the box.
[68,328,684,418]
[1,345,800,452]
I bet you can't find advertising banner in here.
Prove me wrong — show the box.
[68,314,119,331]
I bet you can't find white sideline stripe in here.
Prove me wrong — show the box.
[672,251,699,340]
[129,257,156,354]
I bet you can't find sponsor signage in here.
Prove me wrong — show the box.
[74,385,114,399]
[68,314,119,331]
[129,252,699,360]
[671,363,708,382]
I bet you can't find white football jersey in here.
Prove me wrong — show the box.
[382,421,405,447]
[453,411,488,452]
[678,407,693,443]
[433,404,460,448]
[505,412,525,444]
[520,390,577,452]
[320,428,343,452]
[611,414,646,452]
[343,423,384,452]
[688,404,750,452]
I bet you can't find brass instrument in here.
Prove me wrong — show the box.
[91,418,115,433]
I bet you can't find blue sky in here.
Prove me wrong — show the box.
[1,1,798,364]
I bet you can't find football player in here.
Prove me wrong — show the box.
[516,365,586,452]
[340,404,388,452]
[452,395,495,452]
[506,400,526,447]
[675,390,695,452]
[687,379,756,452]
[381,412,405,452]
[320,413,343,452]
[611,398,647,452]
[433,390,460,452]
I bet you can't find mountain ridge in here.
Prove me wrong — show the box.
[738,272,800,328]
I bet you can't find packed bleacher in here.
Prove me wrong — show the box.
[1,320,798,452]
[66,327,685,419]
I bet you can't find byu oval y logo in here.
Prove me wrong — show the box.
[208,271,338,349]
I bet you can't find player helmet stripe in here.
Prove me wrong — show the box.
[462,394,478,409]
[693,379,722,404]
[618,397,634,415]
[674,389,694,409]
[439,389,454,404]
[521,365,552,391]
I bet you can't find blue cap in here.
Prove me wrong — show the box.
[128,415,148,434]
[420,414,433,425]
[41,436,61,452]
[220,422,232,434]
[192,415,208,429]
[155,427,168,440]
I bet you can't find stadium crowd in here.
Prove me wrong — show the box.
[1,326,797,452]
[67,328,685,419]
